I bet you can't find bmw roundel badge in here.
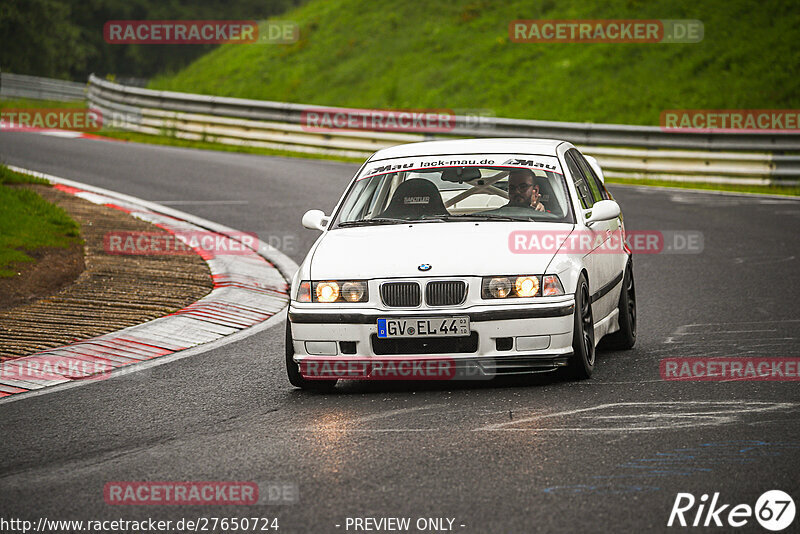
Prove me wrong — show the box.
[418,264,432,271]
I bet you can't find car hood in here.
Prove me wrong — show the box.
[309,222,575,278]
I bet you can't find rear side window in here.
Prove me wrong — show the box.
[564,152,594,209]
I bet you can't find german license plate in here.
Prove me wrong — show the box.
[376,317,469,338]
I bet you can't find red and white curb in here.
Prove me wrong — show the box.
[0,166,298,403]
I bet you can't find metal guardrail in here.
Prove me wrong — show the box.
[1,73,86,102]
[83,74,800,186]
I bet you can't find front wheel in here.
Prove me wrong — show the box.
[601,262,636,350]
[568,274,595,379]
[285,321,338,391]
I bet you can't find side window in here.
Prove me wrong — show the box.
[565,152,594,209]
[571,150,605,203]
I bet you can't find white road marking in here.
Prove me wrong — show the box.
[474,401,797,432]
[36,130,84,138]
[732,255,795,265]
[665,319,799,345]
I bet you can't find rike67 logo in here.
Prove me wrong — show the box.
[668,490,795,531]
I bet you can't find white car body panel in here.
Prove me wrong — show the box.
[307,222,571,279]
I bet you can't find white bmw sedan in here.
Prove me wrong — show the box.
[286,138,636,390]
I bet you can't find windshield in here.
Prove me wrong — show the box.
[333,154,574,227]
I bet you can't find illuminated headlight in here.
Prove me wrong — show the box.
[515,276,540,297]
[315,281,340,302]
[481,275,562,299]
[297,280,369,303]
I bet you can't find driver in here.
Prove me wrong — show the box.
[507,169,545,211]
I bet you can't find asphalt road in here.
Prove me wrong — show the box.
[1,132,799,533]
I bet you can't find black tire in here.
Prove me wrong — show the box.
[285,321,338,391]
[568,274,595,379]
[601,261,637,350]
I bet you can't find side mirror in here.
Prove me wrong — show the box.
[584,200,620,226]
[302,209,329,231]
[584,155,605,184]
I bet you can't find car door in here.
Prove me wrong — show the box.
[566,149,620,322]
[573,150,627,283]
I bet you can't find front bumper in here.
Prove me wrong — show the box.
[288,299,575,377]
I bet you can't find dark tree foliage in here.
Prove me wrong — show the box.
[0,0,302,81]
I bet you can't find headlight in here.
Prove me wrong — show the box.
[486,277,512,298]
[341,281,367,302]
[315,281,340,303]
[515,276,540,297]
[298,280,369,303]
[481,275,563,299]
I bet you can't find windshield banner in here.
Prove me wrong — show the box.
[358,154,563,180]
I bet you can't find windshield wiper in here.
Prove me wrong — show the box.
[437,214,531,222]
[339,215,453,227]
[338,217,410,227]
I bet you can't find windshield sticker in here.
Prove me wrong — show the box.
[359,154,562,180]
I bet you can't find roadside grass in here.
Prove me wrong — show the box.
[606,177,800,197]
[0,165,82,277]
[0,165,49,186]
[0,98,86,111]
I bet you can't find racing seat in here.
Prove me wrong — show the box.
[378,179,449,219]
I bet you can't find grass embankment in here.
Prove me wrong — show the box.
[149,0,800,126]
[0,165,82,277]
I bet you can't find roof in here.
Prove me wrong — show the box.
[368,138,567,161]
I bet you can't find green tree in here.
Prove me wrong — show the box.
[0,0,87,79]
[1,0,302,81]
